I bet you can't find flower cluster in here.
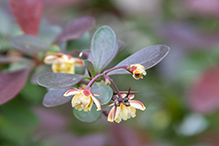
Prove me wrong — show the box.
[108,94,146,123]
[44,53,83,74]
[38,26,169,123]
[60,64,148,123]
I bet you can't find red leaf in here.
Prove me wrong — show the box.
[8,0,43,35]
[53,16,95,44]
[188,67,219,113]
[0,68,31,105]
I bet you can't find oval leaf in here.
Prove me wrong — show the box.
[91,25,117,73]
[108,45,170,75]
[90,82,113,105]
[8,0,43,35]
[73,105,102,123]
[53,16,95,44]
[43,89,71,107]
[37,73,85,89]
[0,68,31,105]
[83,60,96,77]
[11,35,48,53]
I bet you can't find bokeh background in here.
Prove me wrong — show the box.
[1,0,219,145]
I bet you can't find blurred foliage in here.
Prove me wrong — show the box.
[1,0,219,146]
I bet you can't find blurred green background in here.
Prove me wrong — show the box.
[1,0,219,145]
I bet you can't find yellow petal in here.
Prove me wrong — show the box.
[128,95,135,100]
[71,94,81,107]
[120,103,128,120]
[64,89,81,97]
[74,104,84,111]
[108,106,116,122]
[44,55,58,64]
[84,100,93,111]
[130,106,136,118]
[79,94,91,107]
[130,100,146,111]
[91,96,101,111]
[114,106,122,123]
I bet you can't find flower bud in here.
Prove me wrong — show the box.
[128,64,146,80]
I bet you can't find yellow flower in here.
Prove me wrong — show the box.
[128,64,146,80]
[44,53,83,74]
[107,94,146,123]
[64,88,101,112]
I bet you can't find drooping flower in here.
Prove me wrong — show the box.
[44,53,83,74]
[107,94,146,123]
[128,64,146,80]
[64,88,101,112]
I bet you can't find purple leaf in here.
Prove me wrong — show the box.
[108,45,170,75]
[11,35,48,53]
[0,56,32,63]
[53,16,95,44]
[43,89,71,107]
[37,73,85,89]
[0,68,31,105]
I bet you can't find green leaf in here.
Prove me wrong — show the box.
[43,89,71,107]
[11,34,48,53]
[91,25,117,73]
[108,45,170,75]
[37,73,85,89]
[90,82,113,105]
[83,60,96,77]
[73,105,102,123]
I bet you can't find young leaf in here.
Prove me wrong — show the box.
[53,16,95,44]
[107,45,170,75]
[0,68,31,105]
[37,73,85,89]
[43,89,71,107]
[83,60,96,77]
[91,25,117,73]
[11,35,48,53]
[73,105,102,123]
[90,82,113,105]
[8,0,43,35]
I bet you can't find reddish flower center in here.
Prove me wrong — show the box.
[83,89,91,96]
[129,66,137,74]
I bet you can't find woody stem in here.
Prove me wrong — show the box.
[85,74,103,89]
[104,65,129,74]
[85,65,128,90]
[104,75,122,99]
